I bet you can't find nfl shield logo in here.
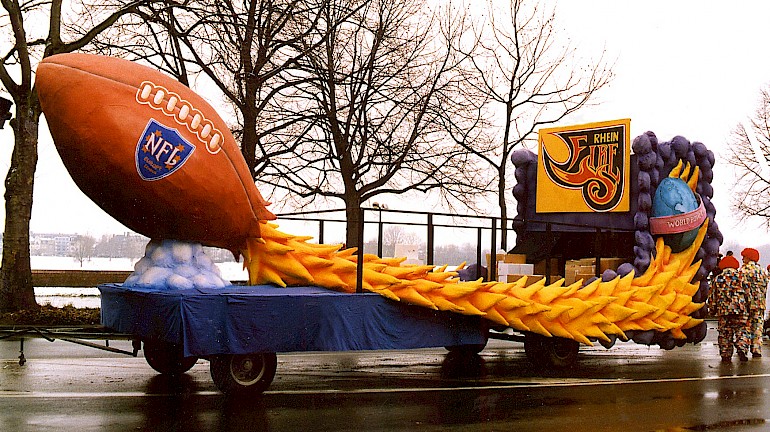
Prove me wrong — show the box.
[135,119,196,181]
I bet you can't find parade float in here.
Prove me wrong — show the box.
[34,53,721,395]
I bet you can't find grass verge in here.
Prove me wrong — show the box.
[0,304,101,326]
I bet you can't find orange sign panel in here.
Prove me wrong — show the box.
[536,119,630,213]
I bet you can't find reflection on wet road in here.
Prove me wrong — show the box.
[2,321,770,431]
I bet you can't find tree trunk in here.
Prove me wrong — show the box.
[345,201,363,253]
[498,166,509,252]
[242,106,259,178]
[499,193,509,252]
[0,105,40,312]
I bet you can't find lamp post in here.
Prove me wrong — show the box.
[372,202,387,257]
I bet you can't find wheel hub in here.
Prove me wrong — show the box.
[231,355,264,385]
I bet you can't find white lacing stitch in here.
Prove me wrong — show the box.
[136,81,223,154]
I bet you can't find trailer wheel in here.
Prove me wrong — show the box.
[143,340,198,375]
[524,334,579,368]
[210,353,277,396]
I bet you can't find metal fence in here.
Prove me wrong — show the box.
[276,207,636,291]
[276,207,513,286]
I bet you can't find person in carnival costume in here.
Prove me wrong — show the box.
[708,255,750,362]
[740,248,769,357]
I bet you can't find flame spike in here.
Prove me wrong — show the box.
[242,219,707,347]
[669,159,684,178]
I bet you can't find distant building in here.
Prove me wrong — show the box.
[28,231,237,261]
[30,233,77,256]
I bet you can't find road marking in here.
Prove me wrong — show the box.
[0,391,221,398]
[2,373,770,398]
[262,373,770,395]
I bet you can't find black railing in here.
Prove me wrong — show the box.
[276,207,636,290]
[277,207,507,286]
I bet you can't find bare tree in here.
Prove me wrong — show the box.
[727,86,770,224]
[382,225,421,249]
[71,234,96,267]
[263,0,492,248]
[455,0,614,250]
[0,0,159,313]
[83,1,494,251]
[86,0,354,179]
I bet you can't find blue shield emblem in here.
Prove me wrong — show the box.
[135,119,196,181]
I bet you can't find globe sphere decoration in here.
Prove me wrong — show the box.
[650,177,706,253]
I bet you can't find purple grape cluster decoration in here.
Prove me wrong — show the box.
[510,132,723,349]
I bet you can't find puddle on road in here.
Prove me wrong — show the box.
[667,417,768,431]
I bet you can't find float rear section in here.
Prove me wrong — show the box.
[505,123,720,352]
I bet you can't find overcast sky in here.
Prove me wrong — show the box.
[0,0,769,250]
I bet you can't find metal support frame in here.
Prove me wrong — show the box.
[356,207,364,294]
[594,227,602,278]
[476,227,483,280]
[487,330,526,343]
[377,211,384,257]
[0,326,139,366]
[545,223,553,284]
[426,214,435,266]
[490,219,497,282]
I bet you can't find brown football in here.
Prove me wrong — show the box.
[36,53,275,254]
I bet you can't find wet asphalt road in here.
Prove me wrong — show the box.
[3,321,770,431]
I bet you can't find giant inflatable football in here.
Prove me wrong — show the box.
[36,54,275,255]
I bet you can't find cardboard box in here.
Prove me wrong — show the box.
[505,254,527,264]
[565,257,624,274]
[518,263,534,275]
[497,263,515,276]
[564,262,596,285]
[566,258,596,267]
[486,253,527,280]
[565,268,597,285]
[486,253,526,265]
[498,263,534,276]
[534,258,560,276]
[599,258,625,273]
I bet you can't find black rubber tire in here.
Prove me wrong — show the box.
[524,334,579,368]
[143,340,198,375]
[440,350,486,378]
[210,353,277,396]
[524,333,546,363]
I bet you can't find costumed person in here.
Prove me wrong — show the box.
[708,255,750,362]
[740,248,769,357]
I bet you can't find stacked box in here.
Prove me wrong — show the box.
[485,253,526,280]
[599,258,625,273]
[563,257,625,285]
[497,263,534,276]
[497,263,535,282]
[534,258,561,276]
[564,267,596,285]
